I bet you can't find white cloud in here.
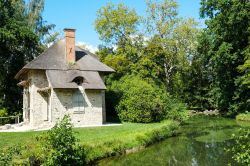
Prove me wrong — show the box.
[76,41,99,53]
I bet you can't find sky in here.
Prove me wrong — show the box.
[42,0,203,52]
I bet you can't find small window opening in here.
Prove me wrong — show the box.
[72,76,84,85]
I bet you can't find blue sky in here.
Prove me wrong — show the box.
[42,0,203,50]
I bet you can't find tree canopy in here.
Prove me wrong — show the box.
[198,0,250,114]
[0,0,55,114]
[95,0,249,119]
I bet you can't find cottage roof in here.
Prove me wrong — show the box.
[15,39,114,79]
[46,70,106,89]
[15,39,114,90]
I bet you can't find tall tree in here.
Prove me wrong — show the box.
[95,2,140,47]
[144,0,199,95]
[199,0,250,114]
[95,2,142,80]
[0,0,53,114]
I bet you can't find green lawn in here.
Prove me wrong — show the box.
[0,121,177,148]
[0,121,178,162]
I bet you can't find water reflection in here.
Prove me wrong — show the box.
[99,116,249,166]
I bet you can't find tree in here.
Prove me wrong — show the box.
[186,30,216,110]
[145,0,179,90]
[199,0,250,114]
[144,0,199,96]
[95,1,199,115]
[95,2,140,47]
[0,0,54,114]
[238,46,250,88]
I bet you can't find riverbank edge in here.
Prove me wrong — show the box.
[0,120,180,165]
[84,121,180,164]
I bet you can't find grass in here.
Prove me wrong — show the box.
[0,120,179,162]
[236,112,250,122]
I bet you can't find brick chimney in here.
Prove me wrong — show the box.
[64,28,76,63]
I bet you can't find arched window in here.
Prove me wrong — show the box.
[72,76,85,85]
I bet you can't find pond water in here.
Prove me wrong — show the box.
[98,116,250,166]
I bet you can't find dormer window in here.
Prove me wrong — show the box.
[72,76,85,85]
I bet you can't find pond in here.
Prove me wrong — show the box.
[98,115,250,166]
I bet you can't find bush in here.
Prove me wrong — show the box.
[42,115,86,166]
[236,112,250,121]
[162,97,189,122]
[0,115,87,165]
[226,129,250,165]
[111,75,188,123]
[0,145,24,166]
[0,108,9,125]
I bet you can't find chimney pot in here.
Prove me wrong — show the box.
[64,28,76,64]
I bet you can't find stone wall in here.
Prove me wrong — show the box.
[28,70,49,127]
[23,70,105,128]
[51,88,104,126]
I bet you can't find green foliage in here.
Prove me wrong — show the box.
[197,0,250,114]
[82,120,178,162]
[0,108,8,125]
[114,76,164,123]
[42,115,86,165]
[0,116,86,165]
[0,0,55,114]
[227,129,250,165]
[236,112,250,121]
[0,108,8,117]
[162,98,189,122]
[111,75,188,123]
[0,145,24,166]
[103,54,132,79]
[185,30,215,110]
[145,0,178,38]
[136,121,178,146]
[0,120,179,164]
[95,2,140,45]
[95,1,199,123]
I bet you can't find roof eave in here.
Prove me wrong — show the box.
[15,68,27,80]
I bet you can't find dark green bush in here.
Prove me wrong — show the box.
[112,76,163,122]
[111,75,188,123]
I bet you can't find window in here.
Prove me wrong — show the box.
[72,90,85,114]
[72,76,85,85]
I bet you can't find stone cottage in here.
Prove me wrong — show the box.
[15,28,114,128]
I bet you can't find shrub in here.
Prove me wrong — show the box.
[0,108,9,125]
[236,112,250,121]
[0,115,87,165]
[0,145,24,166]
[226,129,250,165]
[42,115,86,166]
[112,75,188,123]
[113,76,164,123]
[161,96,189,122]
